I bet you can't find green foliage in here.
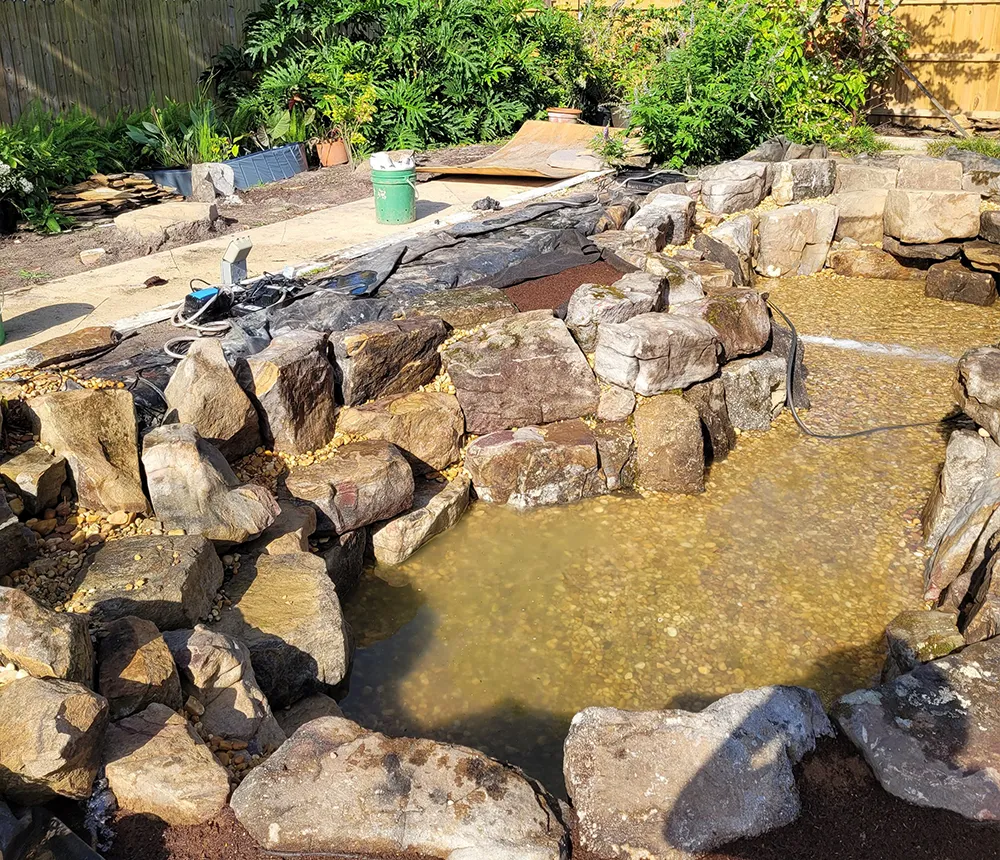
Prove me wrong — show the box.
[589,129,630,165]
[127,98,241,167]
[316,72,377,163]
[927,136,1000,160]
[207,0,591,152]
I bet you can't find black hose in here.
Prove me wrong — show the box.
[766,297,951,440]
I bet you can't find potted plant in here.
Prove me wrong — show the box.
[318,73,377,166]
[315,129,349,168]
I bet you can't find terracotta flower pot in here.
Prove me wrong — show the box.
[317,138,349,167]
[547,107,582,124]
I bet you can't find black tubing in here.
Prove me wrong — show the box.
[766,297,949,440]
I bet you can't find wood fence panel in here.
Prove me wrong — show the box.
[0,0,262,125]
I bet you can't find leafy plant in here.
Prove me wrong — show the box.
[316,72,377,163]
[927,135,1000,160]
[127,98,241,167]
[589,128,630,165]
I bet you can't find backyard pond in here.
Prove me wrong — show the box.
[341,273,1000,794]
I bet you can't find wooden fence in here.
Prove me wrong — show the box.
[0,0,262,125]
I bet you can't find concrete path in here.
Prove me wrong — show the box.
[0,175,550,355]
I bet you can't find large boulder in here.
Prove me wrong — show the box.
[0,676,108,803]
[162,625,285,752]
[700,161,771,214]
[330,317,447,407]
[336,392,464,475]
[142,423,279,543]
[671,287,770,360]
[442,310,599,434]
[835,639,1000,820]
[465,420,604,508]
[285,440,414,533]
[955,347,1000,443]
[881,609,965,682]
[925,261,996,306]
[371,477,471,565]
[883,190,981,244]
[231,716,568,860]
[683,377,737,462]
[0,495,35,579]
[625,193,695,246]
[721,353,787,431]
[695,214,754,286]
[97,616,182,720]
[274,692,343,736]
[164,338,260,461]
[215,553,353,708]
[395,285,517,329]
[0,586,92,685]
[0,445,66,517]
[771,159,836,205]
[66,536,224,630]
[594,313,720,396]
[922,428,1000,547]
[565,282,656,352]
[564,687,833,860]
[245,330,337,454]
[756,204,837,277]
[831,190,889,244]
[103,703,231,826]
[827,248,925,281]
[30,389,147,514]
[896,155,964,191]
[645,258,704,308]
[833,163,898,193]
[633,394,705,493]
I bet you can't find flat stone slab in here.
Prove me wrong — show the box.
[963,240,1000,274]
[371,477,471,565]
[833,163,898,193]
[828,248,925,281]
[835,638,1000,821]
[21,326,121,370]
[882,234,961,262]
[395,285,517,329]
[114,201,218,238]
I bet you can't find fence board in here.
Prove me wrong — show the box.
[0,0,263,123]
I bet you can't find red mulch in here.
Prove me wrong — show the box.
[504,260,626,312]
[103,737,1000,860]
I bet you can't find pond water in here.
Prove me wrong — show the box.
[340,274,999,795]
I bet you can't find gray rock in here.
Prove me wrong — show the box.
[613,271,670,310]
[756,204,837,277]
[285,440,414,533]
[396,285,517,329]
[670,287,770,360]
[330,317,447,407]
[884,190,981,244]
[633,394,705,494]
[564,687,833,860]
[0,586,92,685]
[625,193,695,246]
[442,310,599,435]
[321,529,366,596]
[104,703,231,826]
[697,215,754,286]
[275,692,344,737]
[831,190,889,244]
[97,616,182,720]
[721,353,787,431]
[644,257,705,308]
[0,675,108,803]
[245,329,337,454]
[835,639,1000,821]
[142,423,279,543]
[596,383,636,421]
[922,428,1000,546]
[769,321,809,409]
[982,211,1000,244]
[336,391,464,475]
[963,240,1000,274]
[594,313,720,396]
[247,501,316,555]
[828,248,925,281]
[740,136,789,162]
[684,260,735,291]
[833,163,898,193]
[942,146,1000,177]
[565,282,656,352]
[771,159,836,205]
[231,716,568,860]
[896,155,964,191]
[925,261,996,306]
[465,420,604,508]
[163,625,285,753]
[215,553,352,709]
[371,477,471,565]
[0,806,104,860]
[881,610,965,682]
[956,347,1000,444]
[164,338,260,461]
[683,377,737,462]
[700,161,771,214]
[593,421,637,491]
[30,389,148,514]
[67,536,224,630]
[0,493,34,580]
[0,445,66,517]
[882,234,962,262]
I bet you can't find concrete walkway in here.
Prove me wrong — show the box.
[1,175,551,355]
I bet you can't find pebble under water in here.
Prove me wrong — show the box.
[341,273,1000,795]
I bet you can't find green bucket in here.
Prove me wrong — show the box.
[372,167,417,225]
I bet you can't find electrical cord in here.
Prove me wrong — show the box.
[766,296,951,440]
[164,278,231,359]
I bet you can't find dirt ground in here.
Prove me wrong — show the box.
[101,736,1000,860]
[0,143,500,299]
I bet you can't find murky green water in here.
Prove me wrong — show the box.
[341,275,999,794]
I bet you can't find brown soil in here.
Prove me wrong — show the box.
[0,143,499,299]
[102,736,1000,860]
[504,259,626,311]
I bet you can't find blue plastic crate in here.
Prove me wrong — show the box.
[227,143,308,191]
[141,167,193,197]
